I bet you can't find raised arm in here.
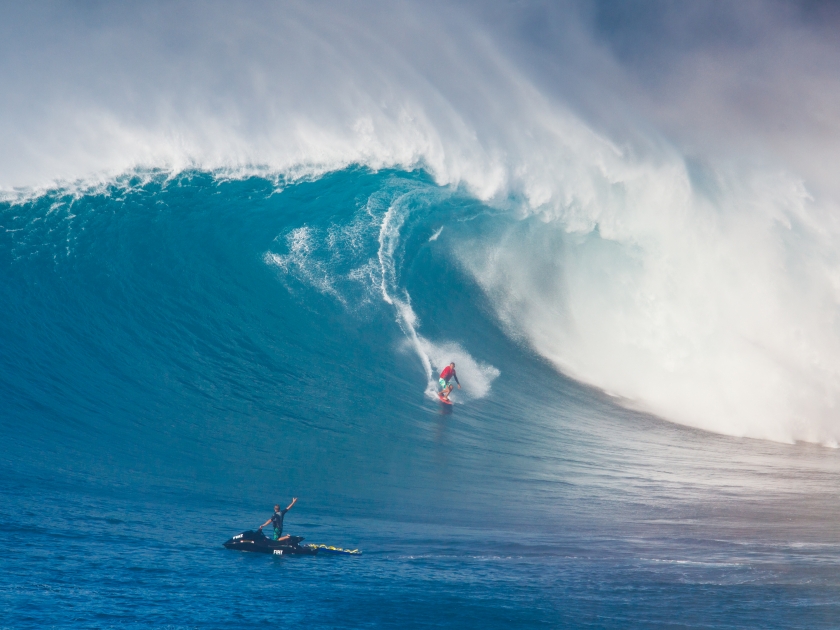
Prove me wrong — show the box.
[286,497,298,511]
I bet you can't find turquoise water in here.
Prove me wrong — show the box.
[2,169,840,628]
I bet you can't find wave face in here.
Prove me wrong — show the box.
[0,170,513,501]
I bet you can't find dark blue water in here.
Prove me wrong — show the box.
[3,169,840,628]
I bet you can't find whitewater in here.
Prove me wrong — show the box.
[3,1,840,628]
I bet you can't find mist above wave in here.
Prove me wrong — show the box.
[3,1,840,442]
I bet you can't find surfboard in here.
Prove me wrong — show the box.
[437,393,453,405]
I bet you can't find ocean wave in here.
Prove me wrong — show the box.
[3,1,840,443]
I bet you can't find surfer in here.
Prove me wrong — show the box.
[438,362,460,401]
[258,498,297,542]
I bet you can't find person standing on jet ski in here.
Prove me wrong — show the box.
[258,498,297,542]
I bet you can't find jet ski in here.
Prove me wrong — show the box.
[223,529,318,556]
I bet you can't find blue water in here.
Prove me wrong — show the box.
[3,169,840,628]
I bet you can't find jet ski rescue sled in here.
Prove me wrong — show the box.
[223,530,361,556]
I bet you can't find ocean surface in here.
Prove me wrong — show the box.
[3,168,840,628]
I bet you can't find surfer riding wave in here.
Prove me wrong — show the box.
[438,362,460,401]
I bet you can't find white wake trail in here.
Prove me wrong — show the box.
[375,191,499,401]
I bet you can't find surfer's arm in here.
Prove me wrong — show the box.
[454,372,460,387]
[285,497,298,511]
[258,518,272,529]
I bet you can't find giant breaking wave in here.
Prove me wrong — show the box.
[3,1,840,444]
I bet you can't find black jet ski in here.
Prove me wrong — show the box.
[223,529,318,556]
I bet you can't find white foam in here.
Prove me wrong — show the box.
[458,158,840,443]
[264,227,345,303]
[418,339,500,402]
